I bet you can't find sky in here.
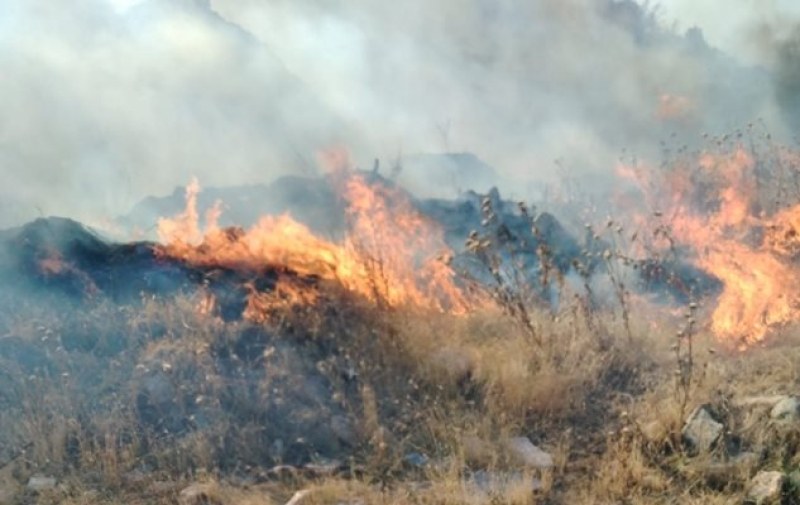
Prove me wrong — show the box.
[0,0,798,229]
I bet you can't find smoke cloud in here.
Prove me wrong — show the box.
[0,0,796,227]
[0,0,353,227]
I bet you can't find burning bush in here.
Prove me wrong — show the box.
[614,135,800,348]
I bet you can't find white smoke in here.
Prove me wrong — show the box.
[658,0,800,65]
[0,0,796,228]
[0,0,351,227]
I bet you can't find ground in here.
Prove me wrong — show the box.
[3,279,800,505]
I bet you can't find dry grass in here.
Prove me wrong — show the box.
[0,279,630,503]
[4,248,800,504]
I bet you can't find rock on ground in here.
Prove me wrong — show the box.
[734,396,788,409]
[504,436,554,470]
[746,471,784,505]
[26,475,57,492]
[178,483,224,505]
[467,470,545,496]
[770,396,800,421]
[682,406,723,453]
[284,490,311,505]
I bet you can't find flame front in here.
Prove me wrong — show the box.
[620,146,800,347]
[156,171,470,318]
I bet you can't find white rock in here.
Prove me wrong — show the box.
[770,396,800,421]
[26,475,57,492]
[178,483,223,505]
[746,471,784,505]
[284,489,311,505]
[734,396,788,409]
[468,470,545,496]
[304,459,342,477]
[682,406,723,453]
[504,436,553,470]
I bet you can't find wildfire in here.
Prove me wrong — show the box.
[38,252,68,276]
[619,147,800,347]
[155,142,800,346]
[156,170,470,319]
[656,93,693,123]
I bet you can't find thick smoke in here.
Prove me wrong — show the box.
[743,13,800,135]
[668,0,800,137]
[0,0,353,227]
[212,0,783,193]
[0,0,796,227]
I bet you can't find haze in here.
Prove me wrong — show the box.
[1,0,798,229]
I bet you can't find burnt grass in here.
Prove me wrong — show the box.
[0,216,649,496]
[0,208,778,505]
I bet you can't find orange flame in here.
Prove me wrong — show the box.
[36,250,99,296]
[620,147,800,347]
[156,172,470,319]
[656,94,693,122]
[38,253,68,277]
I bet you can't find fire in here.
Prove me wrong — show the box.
[339,173,469,310]
[619,147,800,347]
[156,171,470,319]
[38,252,68,276]
[656,93,693,122]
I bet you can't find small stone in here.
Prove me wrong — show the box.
[734,396,788,409]
[285,489,311,505]
[266,465,300,480]
[303,459,342,477]
[504,436,554,470]
[682,406,723,453]
[403,452,430,468]
[178,483,223,505]
[26,475,57,492]
[468,470,544,495]
[770,396,800,421]
[746,471,784,505]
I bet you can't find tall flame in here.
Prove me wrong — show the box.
[619,147,800,347]
[156,171,470,318]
